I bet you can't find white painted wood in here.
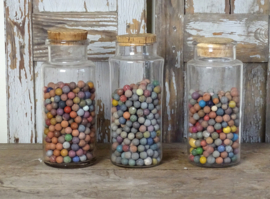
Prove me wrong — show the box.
[184,14,268,62]
[185,0,227,13]
[118,0,147,34]
[32,12,117,62]
[0,2,7,143]
[5,0,35,143]
[33,0,117,12]
[233,0,268,14]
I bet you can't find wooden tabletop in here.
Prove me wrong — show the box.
[0,143,269,199]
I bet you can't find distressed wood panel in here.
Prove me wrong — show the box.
[155,0,184,142]
[33,0,117,12]
[118,0,147,34]
[33,12,117,62]
[231,0,269,14]
[185,0,230,14]
[242,63,266,143]
[184,14,268,62]
[5,0,35,143]
[265,16,270,142]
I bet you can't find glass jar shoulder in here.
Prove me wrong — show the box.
[42,60,95,69]
[187,59,243,68]
[109,55,164,62]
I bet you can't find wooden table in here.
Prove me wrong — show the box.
[0,143,269,199]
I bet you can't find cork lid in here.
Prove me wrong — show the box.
[48,28,88,41]
[195,37,235,58]
[117,33,156,46]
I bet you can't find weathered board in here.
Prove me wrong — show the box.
[242,63,267,143]
[155,0,184,142]
[185,0,230,14]
[32,12,117,62]
[184,14,268,62]
[5,0,36,143]
[265,15,270,143]
[1,143,270,198]
[231,0,269,14]
[33,0,117,12]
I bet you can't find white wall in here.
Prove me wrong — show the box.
[0,1,7,143]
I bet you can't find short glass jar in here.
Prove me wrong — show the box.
[186,37,243,167]
[42,29,96,168]
[109,34,164,167]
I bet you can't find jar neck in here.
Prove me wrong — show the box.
[48,45,88,62]
[115,43,157,57]
[194,43,236,62]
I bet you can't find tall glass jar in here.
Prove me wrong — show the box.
[186,37,243,167]
[109,34,164,167]
[42,29,96,168]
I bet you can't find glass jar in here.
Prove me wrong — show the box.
[186,38,243,167]
[109,34,164,167]
[42,29,96,168]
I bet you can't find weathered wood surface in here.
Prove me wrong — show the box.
[33,12,117,62]
[155,1,184,142]
[33,0,117,12]
[118,0,147,34]
[184,14,268,62]
[265,15,270,142]
[185,0,230,14]
[1,143,270,198]
[5,0,36,143]
[242,63,267,143]
[231,0,269,14]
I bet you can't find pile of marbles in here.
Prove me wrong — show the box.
[111,79,162,167]
[188,87,240,166]
[43,80,96,164]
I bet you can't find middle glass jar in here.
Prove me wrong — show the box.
[109,34,164,167]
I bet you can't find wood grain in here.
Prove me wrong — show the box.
[33,0,117,12]
[242,63,266,143]
[33,12,117,62]
[155,0,184,142]
[118,0,147,34]
[184,14,268,62]
[5,0,35,143]
[185,0,230,14]
[1,143,270,198]
[231,0,269,14]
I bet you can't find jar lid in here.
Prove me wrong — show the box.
[47,28,88,41]
[195,37,235,58]
[116,33,156,46]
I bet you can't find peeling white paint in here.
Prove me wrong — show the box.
[165,82,171,121]
[118,0,146,34]
[175,51,181,68]
[234,0,267,13]
[192,0,226,13]
[35,0,117,12]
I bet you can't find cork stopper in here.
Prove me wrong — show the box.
[195,37,235,58]
[48,28,88,41]
[117,33,156,46]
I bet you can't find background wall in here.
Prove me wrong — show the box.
[3,0,270,143]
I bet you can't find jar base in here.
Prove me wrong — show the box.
[44,158,97,169]
[188,160,240,168]
[111,160,162,168]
